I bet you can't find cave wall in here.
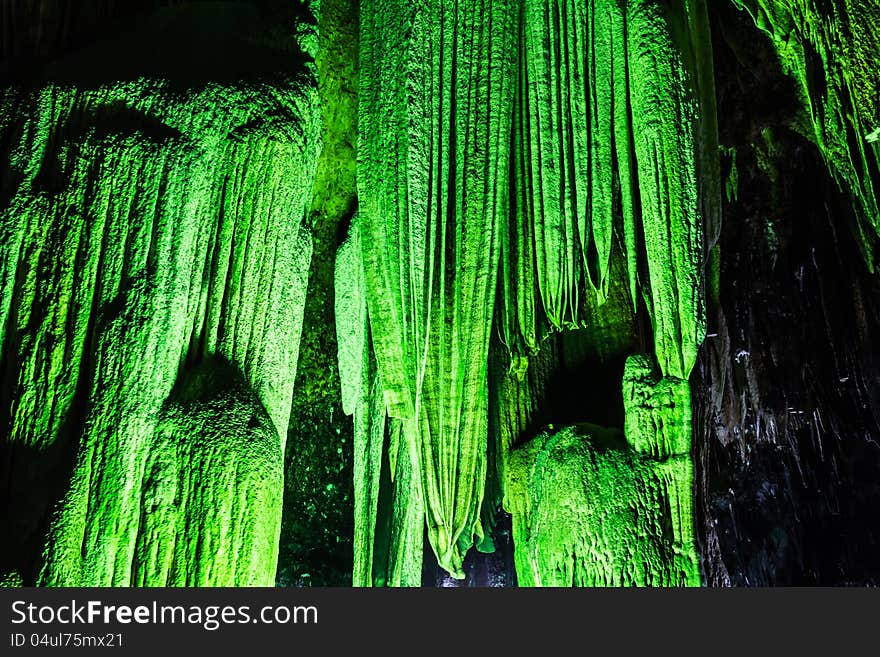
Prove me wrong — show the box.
[695,2,880,585]
[731,0,880,265]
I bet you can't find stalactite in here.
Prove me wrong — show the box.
[495,0,715,586]
[502,0,716,378]
[626,0,706,380]
[358,0,518,577]
[354,0,716,582]
[335,216,423,586]
[0,72,319,585]
[517,0,634,320]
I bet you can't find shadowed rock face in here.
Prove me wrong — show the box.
[730,0,880,267]
[693,2,880,586]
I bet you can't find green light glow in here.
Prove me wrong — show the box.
[335,216,424,586]
[503,355,698,586]
[505,425,698,586]
[0,0,741,587]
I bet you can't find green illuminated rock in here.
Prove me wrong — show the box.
[487,247,638,525]
[355,0,716,581]
[517,0,634,318]
[623,354,692,460]
[0,30,319,584]
[503,0,716,379]
[505,423,698,586]
[335,217,423,586]
[495,0,715,585]
[485,339,557,520]
[627,0,708,379]
[1,0,727,587]
[133,358,283,586]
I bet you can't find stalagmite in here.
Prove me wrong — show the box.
[505,422,699,586]
[504,354,699,586]
[133,358,283,586]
